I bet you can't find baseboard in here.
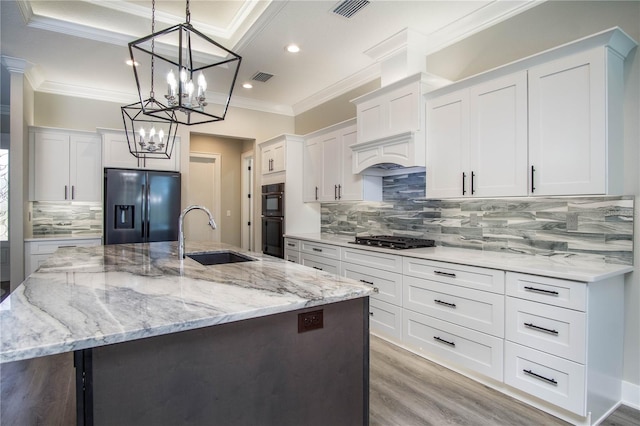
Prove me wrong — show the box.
[622,380,640,410]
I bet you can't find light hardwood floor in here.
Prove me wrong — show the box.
[370,335,639,426]
[1,335,638,425]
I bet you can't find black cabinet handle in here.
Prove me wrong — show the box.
[523,369,557,386]
[359,279,374,285]
[312,247,322,252]
[64,185,68,200]
[338,184,342,200]
[369,312,374,316]
[287,243,295,247]
[71,185,75,200]
[433,336,455,347]
[315,186,318,201]
[312,266,323,271]
[524,322,559,335]
[524,286,559,296]
[334,184,338,200]
[471,171,475,195]
[462,172,466,195]
[434,299,456,308]
[434,270,456,278]
[531,165,536,193]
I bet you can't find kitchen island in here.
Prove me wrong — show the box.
[0,241,373,425]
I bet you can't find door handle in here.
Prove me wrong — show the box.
[315,186,318,201]
[462,173,466,195]
[64,185,68,200]
[531,165,536,193]
[71,185,75,200]
[471,171,475,195]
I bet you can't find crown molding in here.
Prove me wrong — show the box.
[291,63,381,116]
[35,80,138,105]
[1,56,28,73]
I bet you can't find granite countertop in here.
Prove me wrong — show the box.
[285,233,633,282]
[0,241,372,363]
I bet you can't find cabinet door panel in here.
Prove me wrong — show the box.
[33,132,70,201]
[469,71,528,197]
[320,133,340,201]
[303,139,322,202]
[426,90,468,198]
[70,135,102,201]
[529,49,606,195]
[387,87,419,135]
[338,128,363,201]
[357,102,383,143]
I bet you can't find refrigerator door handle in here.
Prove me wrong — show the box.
[146,183,151,239]
[141,184,146,239]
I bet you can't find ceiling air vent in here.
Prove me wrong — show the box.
[332,0,370,18]
[252,72,274,83]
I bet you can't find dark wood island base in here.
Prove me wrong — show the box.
[75,298,369,426]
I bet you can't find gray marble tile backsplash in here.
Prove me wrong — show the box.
[32,202,103,236]
[321,172,634,265]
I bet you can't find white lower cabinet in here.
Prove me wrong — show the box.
[505,272,624,421]
[25,238,102,277]
[300,253,339,275]
[284,238,627,422]
[284,238,300,263]
[505,341,585,415]
[404,276,504,338]
[369,299,403,342]
[403,309,504,381]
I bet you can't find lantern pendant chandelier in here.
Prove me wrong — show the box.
[128,0,242,126]
[121,0,178,160]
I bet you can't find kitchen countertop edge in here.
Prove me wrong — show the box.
[285,233,633,282]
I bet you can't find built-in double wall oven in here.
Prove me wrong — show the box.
[261,183,285,258]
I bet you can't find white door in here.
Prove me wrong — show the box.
[241,152,254,251]
[187,153,221,242]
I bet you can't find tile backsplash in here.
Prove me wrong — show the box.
[321,172,634,265]
[31,202,102,236]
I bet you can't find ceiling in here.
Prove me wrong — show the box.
[1,0,544,116]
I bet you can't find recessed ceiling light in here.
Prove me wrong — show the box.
[243,83,253,89]
[285,44,300,53]
[125,59,139,66]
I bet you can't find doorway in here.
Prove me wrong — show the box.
[241,152,254,251]
[186,152,221,243]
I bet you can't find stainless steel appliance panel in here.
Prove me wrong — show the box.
[104,168,181,245]
[262,216,284,258]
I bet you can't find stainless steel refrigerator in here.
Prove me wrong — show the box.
[104,168,181,245]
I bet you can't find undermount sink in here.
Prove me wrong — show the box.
[186,251,256,266]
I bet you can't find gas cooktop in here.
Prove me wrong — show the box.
[352,235,435,250]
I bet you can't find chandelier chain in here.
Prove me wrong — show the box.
[149,0,156,98]
[186,0,191,24]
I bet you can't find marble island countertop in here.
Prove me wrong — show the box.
[285,233,633,282]
[0,241,373,363]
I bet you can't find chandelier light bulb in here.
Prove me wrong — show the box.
[149,127,156,140]
[158,129,165,142]
[197,72,207,91]
[139,128,146,139]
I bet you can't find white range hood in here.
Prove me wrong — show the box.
[350,29,450,175]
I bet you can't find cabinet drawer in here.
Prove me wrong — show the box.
[341,261,402,306]
[506,272,586,311]
[369,299,403,342]
[27,238,101,255]
[300,241,341,260]
[404,258,504,294]
[284,238,300,251]
[505,341,586,416]
[403,310,503,381]
[300,253,339,275]
[341,247,402,274]
[506,297,586,363]
[284,249,300,264]
[404,276,504,338]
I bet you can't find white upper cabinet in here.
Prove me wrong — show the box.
[303,120,382,203]
[30,128,102,202]
[350,74,428,173]
[100,129,180,172]
[426,90,469,198]
[425,28,636,198]
[528,48,611,195]
[469,71,528,197]
[261,138,285,176]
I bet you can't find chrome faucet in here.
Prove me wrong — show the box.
[178,205,217,259]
